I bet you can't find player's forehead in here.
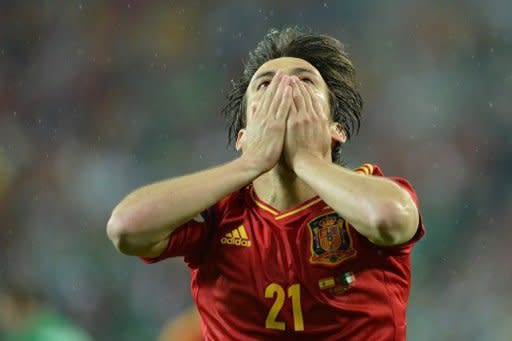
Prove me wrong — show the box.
[250,57,323,83]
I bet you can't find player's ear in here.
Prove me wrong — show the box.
[235,129,246,151]
[330,122,347,144]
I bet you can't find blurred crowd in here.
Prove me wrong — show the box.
[1,1,511,340]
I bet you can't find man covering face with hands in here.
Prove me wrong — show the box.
[107,27,425,341]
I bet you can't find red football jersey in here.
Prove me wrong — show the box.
[143,163,425,340]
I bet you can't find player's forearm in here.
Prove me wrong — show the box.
[293,155,418,245]
[107,157,260,255]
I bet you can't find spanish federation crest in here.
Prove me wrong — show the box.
[308,212,356,266]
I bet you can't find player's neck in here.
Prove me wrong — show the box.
[252,161,317,212]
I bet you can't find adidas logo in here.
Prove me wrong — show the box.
[220,225,251,247]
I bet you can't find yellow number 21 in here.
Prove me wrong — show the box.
[264,283,304,331]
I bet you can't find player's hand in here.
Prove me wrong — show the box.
[284,77,332,170]
[239,70,293,174]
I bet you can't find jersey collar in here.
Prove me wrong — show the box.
[249,186,323,221]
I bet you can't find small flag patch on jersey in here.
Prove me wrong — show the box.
[342,272,356,285]
[220,225,251,247]
[318,272,356,294]
[318,277,336,289]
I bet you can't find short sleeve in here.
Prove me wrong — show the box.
[354,163,426,255]
[385,176,426,252]
[140,207,215,268]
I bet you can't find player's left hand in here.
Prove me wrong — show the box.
[284,77,332,170]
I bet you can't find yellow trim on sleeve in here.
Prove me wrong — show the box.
[354,163,374,175]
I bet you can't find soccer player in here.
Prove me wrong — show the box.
[107,27,425,340]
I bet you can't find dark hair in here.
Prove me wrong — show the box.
[222,26,363,165]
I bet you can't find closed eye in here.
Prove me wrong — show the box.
[301,78,314,85]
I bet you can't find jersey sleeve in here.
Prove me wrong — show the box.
[384,175,425,251]
[140,207,216,268]
[354,163,426,255]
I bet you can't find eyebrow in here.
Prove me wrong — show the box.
[253,67,318,82]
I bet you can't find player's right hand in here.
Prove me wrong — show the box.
[238,70,292,174]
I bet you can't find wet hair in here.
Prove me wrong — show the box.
[222,26,363,165]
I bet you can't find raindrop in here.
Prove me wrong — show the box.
[488,101,493,108]
[324,2,328,8]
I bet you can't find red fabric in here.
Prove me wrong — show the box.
[140,209,214,268]
[142,164,425,341]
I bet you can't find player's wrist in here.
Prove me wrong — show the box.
[236,155,268,178]
[290,152,324,171]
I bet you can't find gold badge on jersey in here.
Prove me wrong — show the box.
[308,212,356,266]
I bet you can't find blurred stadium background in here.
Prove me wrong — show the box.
[1,1,511,340]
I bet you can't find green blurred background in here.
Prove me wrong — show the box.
[1,1,511,340]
